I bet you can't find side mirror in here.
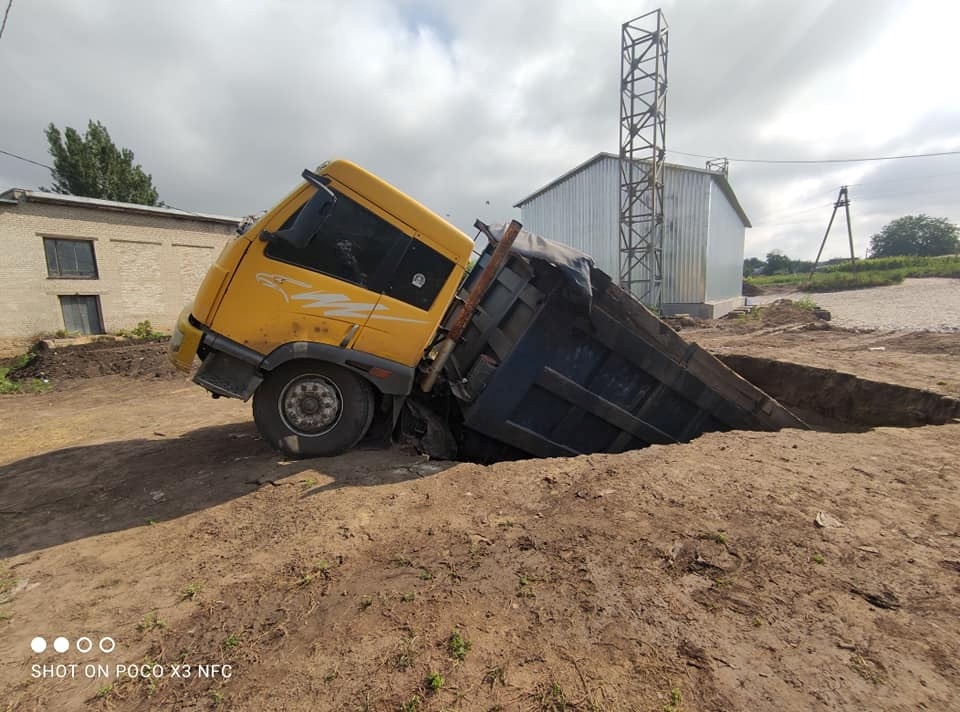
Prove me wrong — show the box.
[261,169,337,248]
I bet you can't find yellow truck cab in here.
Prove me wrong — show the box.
[169,160,474,457]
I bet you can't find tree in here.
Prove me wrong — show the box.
[868,215,959,258]
[44,120,162,206]
[763,250,793,275]
[742,256,764,277]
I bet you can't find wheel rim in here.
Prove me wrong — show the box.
[278,374,343,437]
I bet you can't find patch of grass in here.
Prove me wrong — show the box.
[401,592,416,602]
[735,306,761,322]
[811,553,826,565]
[210,689,225,706]
[180,581,203,600]
[117,320,165,339]
[448,630,471,661]
[0,567,17,602]
[745,255,960,294]
[399,696,421,712]
[793,296,818,311]
[516,574,535,598]
[145,519,158,526]
[425,671,444,692]
[663,686,683,712]
[540,681,566,711]
[393,556,414,568]
[359,596,374,610]
[0,353,50,395]
[222,633,241,650]
[302,476,318,489]
[418,568,434,581]
[137,611,166,632]
[803,271,904,292]
[752,615,763,627]
[94,684,114,699]
[298,559,333,587]
[395,635,418,671]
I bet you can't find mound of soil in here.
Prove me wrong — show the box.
[757,299,828,326]
[10,337,180,382]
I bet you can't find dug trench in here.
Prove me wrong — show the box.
[718,354,960,431]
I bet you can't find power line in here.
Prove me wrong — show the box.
[668,147,960,165]
[0,148,53,171]
[0,0,13,42]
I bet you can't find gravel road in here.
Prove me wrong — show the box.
[751,277,960,331]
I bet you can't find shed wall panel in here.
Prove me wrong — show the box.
[705,182,747,302]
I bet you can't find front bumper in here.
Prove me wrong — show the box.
[168,305,204,373]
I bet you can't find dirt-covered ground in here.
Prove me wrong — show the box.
[1,300,959,711]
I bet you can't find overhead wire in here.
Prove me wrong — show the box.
[667,147,960,165]
[0,0,13,42]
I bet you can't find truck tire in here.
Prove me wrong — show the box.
[253,361,375,458]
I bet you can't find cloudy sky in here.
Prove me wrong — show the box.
[1,0,958,260]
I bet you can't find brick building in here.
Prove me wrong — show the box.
[0,189,240,338]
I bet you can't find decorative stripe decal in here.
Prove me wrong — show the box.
[255,272,428,325]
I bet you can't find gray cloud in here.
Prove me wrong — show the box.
[1,0,957,261]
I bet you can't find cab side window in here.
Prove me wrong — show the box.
[385,240,455,311]
[265,191,407,291]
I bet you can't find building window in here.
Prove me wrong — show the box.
[58,295,104,335]
[44,238,99,279]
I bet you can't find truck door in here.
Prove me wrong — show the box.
[211,185,412,358]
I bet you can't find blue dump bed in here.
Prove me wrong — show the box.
[441,236,806,459]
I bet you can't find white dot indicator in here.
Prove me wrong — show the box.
[76,637,93,653]
[30,637,47,653]
[53,637,69,653]
[99,637,116,653]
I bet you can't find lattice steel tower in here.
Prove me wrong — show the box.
[618,9,668,310]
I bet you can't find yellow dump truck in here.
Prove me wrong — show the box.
[171,160,804,460]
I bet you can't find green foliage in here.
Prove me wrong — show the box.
[0,353,47,395]
[44,119,162,206]
[868,215,959,258]
[792,296,818,311]
[763,250,793,275]
[744,255,960,293]
[663,686,683,712]
[399,696,421,712]
[425,671,444,691]
[742,256,764,277]
[447,630,471,661]
[117,320,164,339]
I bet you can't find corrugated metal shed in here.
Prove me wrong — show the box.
[514,153,750,317]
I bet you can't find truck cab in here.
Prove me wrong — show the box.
[169,160,474,457]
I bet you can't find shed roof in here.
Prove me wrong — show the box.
[514,152,751,228]
[0,188,241,226]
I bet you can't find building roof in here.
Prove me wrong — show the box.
[0,188,241,226]
[513,152,752,228]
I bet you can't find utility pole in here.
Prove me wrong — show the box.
[809,185,857,280]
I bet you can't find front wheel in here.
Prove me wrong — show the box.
[253,361,375,458]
